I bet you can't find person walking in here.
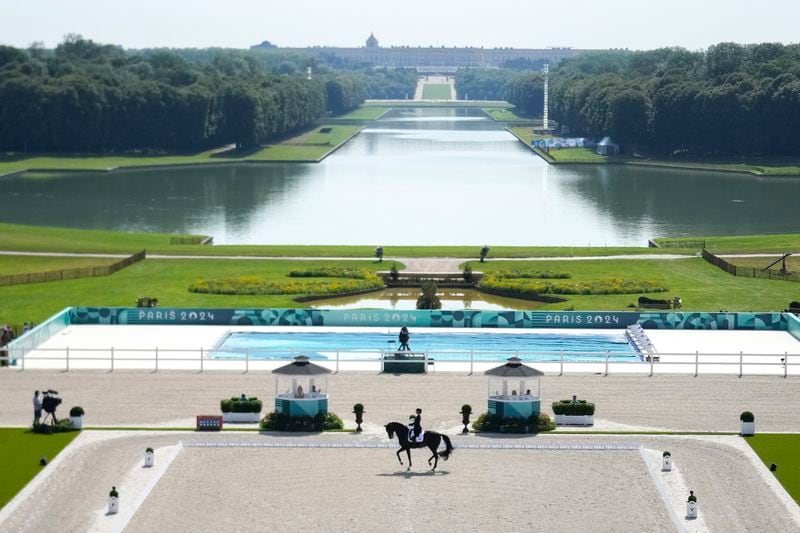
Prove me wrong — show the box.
[33,390,42,425]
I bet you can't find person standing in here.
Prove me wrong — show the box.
[398,326,410,351]
[33,390,42,425]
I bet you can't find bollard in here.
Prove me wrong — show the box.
[144,448,154,467]
[108,486,119,514]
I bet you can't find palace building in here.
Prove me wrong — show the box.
[251,34,591,68]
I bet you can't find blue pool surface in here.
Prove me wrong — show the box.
[213,331,637,362]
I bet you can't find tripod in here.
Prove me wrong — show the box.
[41,410,58,425]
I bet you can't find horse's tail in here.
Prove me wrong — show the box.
[439,434,453,461]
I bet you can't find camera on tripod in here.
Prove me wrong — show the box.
[41,389,62,424]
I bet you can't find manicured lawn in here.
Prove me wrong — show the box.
[0,224,688,258]
[0,256,118,276]
[469,257,798,311]
[421,84,452,100]
[655,233,800,254]
[547,147,610,163]
[747,434,800,504]
[336,107,390,120]
[506,126,553,146]
[0,428,79,509]
[627,157,800,176]
[0,258,395,325]
[484,108,526,121]
[723,256,800,270]
[363,100,511,107]
[246,125,363,161]
[0,147,227,175]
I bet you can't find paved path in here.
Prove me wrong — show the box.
[0,250,699,273]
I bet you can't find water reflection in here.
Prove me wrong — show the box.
[2,106,800,244]
[310,288,542,311]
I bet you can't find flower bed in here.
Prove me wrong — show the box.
[472,412,555,434]
[479,275,668,297]
[189,274,383,296]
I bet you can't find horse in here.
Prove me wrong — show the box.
[385,421,453,471]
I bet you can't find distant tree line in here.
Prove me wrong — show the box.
[550,43,800,155]
[0,36,372,152]
[455,69,544,115]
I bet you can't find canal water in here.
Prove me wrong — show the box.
[2,107,799,245]
[309,288,544,311]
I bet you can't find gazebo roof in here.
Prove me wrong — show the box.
[484,357,544,377]
[272,355,332,376]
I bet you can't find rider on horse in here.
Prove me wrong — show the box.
[408,408,422,442]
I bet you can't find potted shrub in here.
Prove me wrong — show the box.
[552,399,595,426]
[460,404,472,434]
[221,396,263,423]
[69,406,85,430]
[740,411,755,436]
[144,447,154,467]
[662,451,672,471]
[108,486,119,514]
[353,403,364,432]
[686,490,698,519]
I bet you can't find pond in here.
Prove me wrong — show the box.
[3,107,799,245]
[309,288,544,311]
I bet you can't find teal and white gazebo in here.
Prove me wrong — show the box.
[273,356,331,418]
[485,357,543,419]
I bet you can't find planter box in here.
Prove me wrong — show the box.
[740,421,755,436]
[70,415,84,430]
[223,412,261,423]
[555,414,594,426]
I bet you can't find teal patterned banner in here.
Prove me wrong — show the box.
[68,307,793,331]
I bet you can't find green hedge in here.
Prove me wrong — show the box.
[472,412,555,433]
[189,275,383,296]
[479,275,668,296]
[287,267,375,279]
[552,400,596,416]
[490,270,572,279]
[220,397,263,414]
[260,411,344,431]
[32,420,75,434]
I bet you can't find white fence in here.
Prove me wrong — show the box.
[2,347,798,377]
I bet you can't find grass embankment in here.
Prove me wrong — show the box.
[0,223,689,257]
[335,107,390,120]
[0,256,118,276]
[747,434,800,504]
[421,84,453,100]
[504,132,800,175]
[363,100,511,108]
[484,108,527,121]
[0,258,394,325]
[0,125,361,174]
[229,125,363,162]
[0,428,78,509]
[468,258,798,311]
[722,256,800,270]
[655,234,800,254]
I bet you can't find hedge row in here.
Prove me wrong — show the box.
[552,400,596,416]
[260,411,344,431]
[189,275,383,296]
[221,397,263,414]
[287,267,376,279]
[479,275,668,296]
[489,270,572,279]
[472,412,555,433]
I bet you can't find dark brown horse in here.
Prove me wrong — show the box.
[385,422,453,471]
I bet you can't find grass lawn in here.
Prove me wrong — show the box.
[421,84,452,100]
[484,108,527,121]
[336,107,390,120]
[626,156,800,176]
[363,100,511,107]
[0,428,79,509]
[746,434,800,504]
[246,125,363,162]
[0,147,227,175]
[547,147,611,163]
[0,255,118,277]
[0,258,395,325]
[655,233,800,254]
[468,257,798,311]
[0,223,689,258]
[506,127,553,146]
[723,256,800,270]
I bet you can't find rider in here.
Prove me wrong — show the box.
[408,408,422,442]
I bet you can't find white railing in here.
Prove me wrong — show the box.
[2,347,797,377]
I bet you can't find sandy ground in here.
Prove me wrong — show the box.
[2,431,797,533]
[1,371,800,433]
